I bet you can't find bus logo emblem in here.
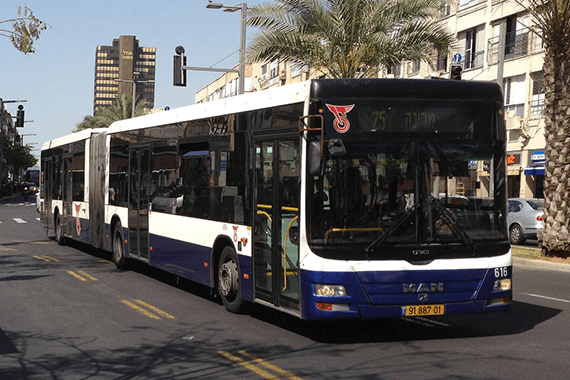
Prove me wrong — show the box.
[75,203,82,236]
[326,104,355,134]
[232,226,239,242]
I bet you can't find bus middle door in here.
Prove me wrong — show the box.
[128,146,151,262]
[63,155,74,238]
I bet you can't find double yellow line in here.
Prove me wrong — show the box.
[34,255,59,262]
[121,299,176,320]
[218,350,304,380]
[67,270,97,281]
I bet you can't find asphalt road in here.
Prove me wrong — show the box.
[1,195,570,379]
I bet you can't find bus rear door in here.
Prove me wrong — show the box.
[128,146,151,262]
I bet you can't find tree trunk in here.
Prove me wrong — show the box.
[538,39,570,257]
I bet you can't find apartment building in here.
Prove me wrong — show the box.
[195,0,545,199]
[93,35,156,114]
[406,0,546,200]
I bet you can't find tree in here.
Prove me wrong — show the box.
[1,136,37,174]
[513,0,570,257]
[247,0,454,78]
[76,94,150,132]
[0,5,48,54]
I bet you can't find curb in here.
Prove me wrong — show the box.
[513,256,570,273]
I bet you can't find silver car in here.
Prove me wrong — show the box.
[507,198,544,245]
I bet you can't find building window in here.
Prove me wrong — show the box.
[436,53,448,72]
[531,71,545,116]
[504,75,526,118]
[410,59,421,75]
[440,2,451,17]
[270,60,279,85]
[460,25,485,69]
[387,62,401,77]
[290,60,308,78]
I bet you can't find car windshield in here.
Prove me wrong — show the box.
[308,139,508,259]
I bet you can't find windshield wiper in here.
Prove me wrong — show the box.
[365,204,418,257]
[430,196,476,254]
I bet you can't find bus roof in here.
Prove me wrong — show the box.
[41,128,105,151]
[42,78,502,151]
[310,78,503,102]
[106,80,311,135]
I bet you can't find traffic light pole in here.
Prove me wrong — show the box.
[0,99,27,187]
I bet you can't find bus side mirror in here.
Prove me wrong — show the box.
[328,139,346,156]
[308,141,325,176]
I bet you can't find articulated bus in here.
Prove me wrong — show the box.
[39,79,512,320]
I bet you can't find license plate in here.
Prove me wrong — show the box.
[403,304,445,316]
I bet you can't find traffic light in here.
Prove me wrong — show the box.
[16,105,24,128]
[449,64,463,80]
[173,46,187,87]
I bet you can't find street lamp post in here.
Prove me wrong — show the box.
[207,1,247,95]
[114,72,155,118]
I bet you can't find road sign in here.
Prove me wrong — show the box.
[453,53,462,63]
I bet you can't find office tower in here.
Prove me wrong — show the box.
[93,35,156,114]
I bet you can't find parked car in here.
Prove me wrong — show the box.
[507,198,544,245]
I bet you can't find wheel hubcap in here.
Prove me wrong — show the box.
[219,260,237,297]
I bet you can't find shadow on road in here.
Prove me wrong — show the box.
[57,241,562,344]
[248,300,561,343]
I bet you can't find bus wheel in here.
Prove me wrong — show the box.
[218,246,246,313]
[112,222,128,270]
[55,213,65,246]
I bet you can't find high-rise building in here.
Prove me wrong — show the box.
[93,35,156,114]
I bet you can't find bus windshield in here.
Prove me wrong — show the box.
[308,139,508,260]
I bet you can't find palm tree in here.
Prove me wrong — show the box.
[76,94,150,132]
[513,0,570,257]
[247,0,454,78]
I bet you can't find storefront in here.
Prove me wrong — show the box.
[507,152,522,198]
[524,150,545,198]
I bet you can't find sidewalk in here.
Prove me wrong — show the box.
[514,256,570,273]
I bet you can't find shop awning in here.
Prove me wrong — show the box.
[524,166,545,176]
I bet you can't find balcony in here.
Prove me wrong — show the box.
[488,27,543,64]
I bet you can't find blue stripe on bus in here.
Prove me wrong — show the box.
[300,267,511,320]
[149,234,212,286]
[146,233,254,302]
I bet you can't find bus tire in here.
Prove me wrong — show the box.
[218,246,246,313]
[112,222,128,270]
[55,213,65,246]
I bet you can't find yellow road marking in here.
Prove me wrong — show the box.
[34,255,59,262]
[77,270,98,281]
[67,271,87,281]
[133,299,176,319]
[218,351,278,379]
[238,350,304,380]
[121,300,161,320]
[0,247,16,251]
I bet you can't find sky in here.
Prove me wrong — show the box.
[2,0,265,159]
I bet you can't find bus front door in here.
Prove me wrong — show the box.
[128,147,151,262]
[254,139,300,312]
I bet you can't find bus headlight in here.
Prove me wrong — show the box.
[314,284,347,297]
[493,278,512,291]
